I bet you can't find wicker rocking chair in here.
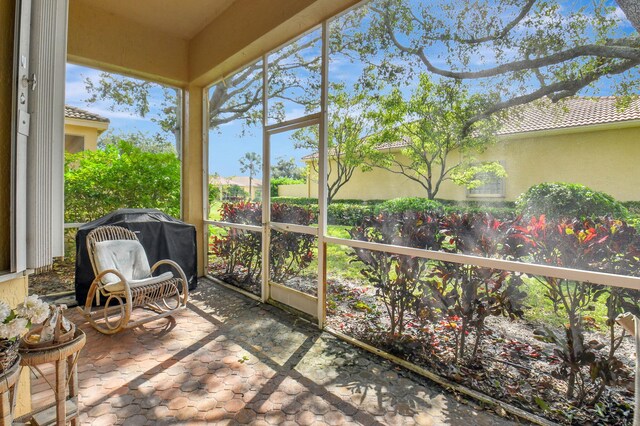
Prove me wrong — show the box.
[80,225,189,334]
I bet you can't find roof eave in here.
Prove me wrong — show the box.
[498,119,640,140]
[64,117,110,130]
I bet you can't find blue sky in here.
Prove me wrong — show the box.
[66,0,637,178]
[65,63,167,137]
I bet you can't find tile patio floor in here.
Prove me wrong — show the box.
[30,279,524,425]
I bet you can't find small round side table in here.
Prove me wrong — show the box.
[18,330,86,426]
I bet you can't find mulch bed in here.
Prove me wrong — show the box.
[30,258,75,296]
[323,278,636,425]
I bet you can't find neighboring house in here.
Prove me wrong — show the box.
[63,105,110,153]
[210,175,262,200]
[282,97,640,202]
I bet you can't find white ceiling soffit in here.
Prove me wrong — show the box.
[77,0,238,40]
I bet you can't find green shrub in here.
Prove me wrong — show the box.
[271,197,382,206]
[269,198,382,226]
[374,197,443,215]
[271,197,319,206]
[516,182,628,220]
[328,204,375,226]
[622,201,640,216]
[443,205,515,219]
[209,202,316,288]
[65,141,181,222]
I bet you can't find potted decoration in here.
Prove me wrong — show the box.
[0,295,49,371]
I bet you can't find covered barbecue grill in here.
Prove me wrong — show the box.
[75,209,197,305]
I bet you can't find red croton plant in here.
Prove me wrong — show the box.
[512,215,640,404]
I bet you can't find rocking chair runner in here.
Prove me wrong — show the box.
[80,225,189,334]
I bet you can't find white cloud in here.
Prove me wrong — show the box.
[85,105,145,121]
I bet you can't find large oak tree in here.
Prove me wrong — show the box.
[357,0,639,132]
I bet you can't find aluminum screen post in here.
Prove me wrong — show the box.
[616,312,639,426]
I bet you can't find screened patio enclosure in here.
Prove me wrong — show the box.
[18,0,640,423]
[200,2,640,424]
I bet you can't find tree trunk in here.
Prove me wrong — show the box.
[617,0,640,33]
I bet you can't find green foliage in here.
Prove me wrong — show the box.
[515,216,640,403]
[271,197,382,206]
[516,182,628,220]
[64,141,180,222]
[432,213,527,362]
[209,183,221,204]
[268,196,514,225]
[348,211,444,336]
[270,177,305,197]
[271,157,305,180]
[328,204,375,226]
[622,201,640,215]
[85,73,180,142]
[367,74,505,199]
[374,197,443,215]
[98,130,175,154]
[294,83,376,202]
[239,152,261,200]
[357,0,638,127]
[209,202,316,290]
[271,197,319,206]
[226,185,248,200]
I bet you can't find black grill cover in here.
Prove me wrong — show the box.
[75,209,197,305]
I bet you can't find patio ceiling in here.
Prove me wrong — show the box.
[67,0,361,86]
[74,0,238,40]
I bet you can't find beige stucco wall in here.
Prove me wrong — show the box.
[0,3,30,417]
[293,124,640,202]
[472,124,640,202]
[67,0,189,86]
[183,85,206,276]
[64,122,101,152]
[189,0,362,85]
[0,275,31,417]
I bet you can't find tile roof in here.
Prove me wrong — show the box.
[497,96,640,135]
[210,175,262,188]
[304,97,640,159]
[64,105,110,123]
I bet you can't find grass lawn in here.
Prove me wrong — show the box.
[522,276,610,330]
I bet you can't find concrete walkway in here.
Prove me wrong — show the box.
[30,279,524,425]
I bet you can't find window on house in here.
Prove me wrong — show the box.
[64,135,85,153]
[467,169,505,198]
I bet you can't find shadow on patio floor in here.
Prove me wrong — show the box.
[30,278,525,425]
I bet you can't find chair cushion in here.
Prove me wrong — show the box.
[103,272,174,293]
[94,240,152,285]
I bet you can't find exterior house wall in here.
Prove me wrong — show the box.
[63,123,101,152]
[0,2,31,417]
[289,124,640,202]
[472,124,640,202]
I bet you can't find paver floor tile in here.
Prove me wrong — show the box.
[27,279,525,425]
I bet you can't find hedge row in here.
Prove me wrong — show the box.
[272,182,634,225]
[269,197,516,226]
